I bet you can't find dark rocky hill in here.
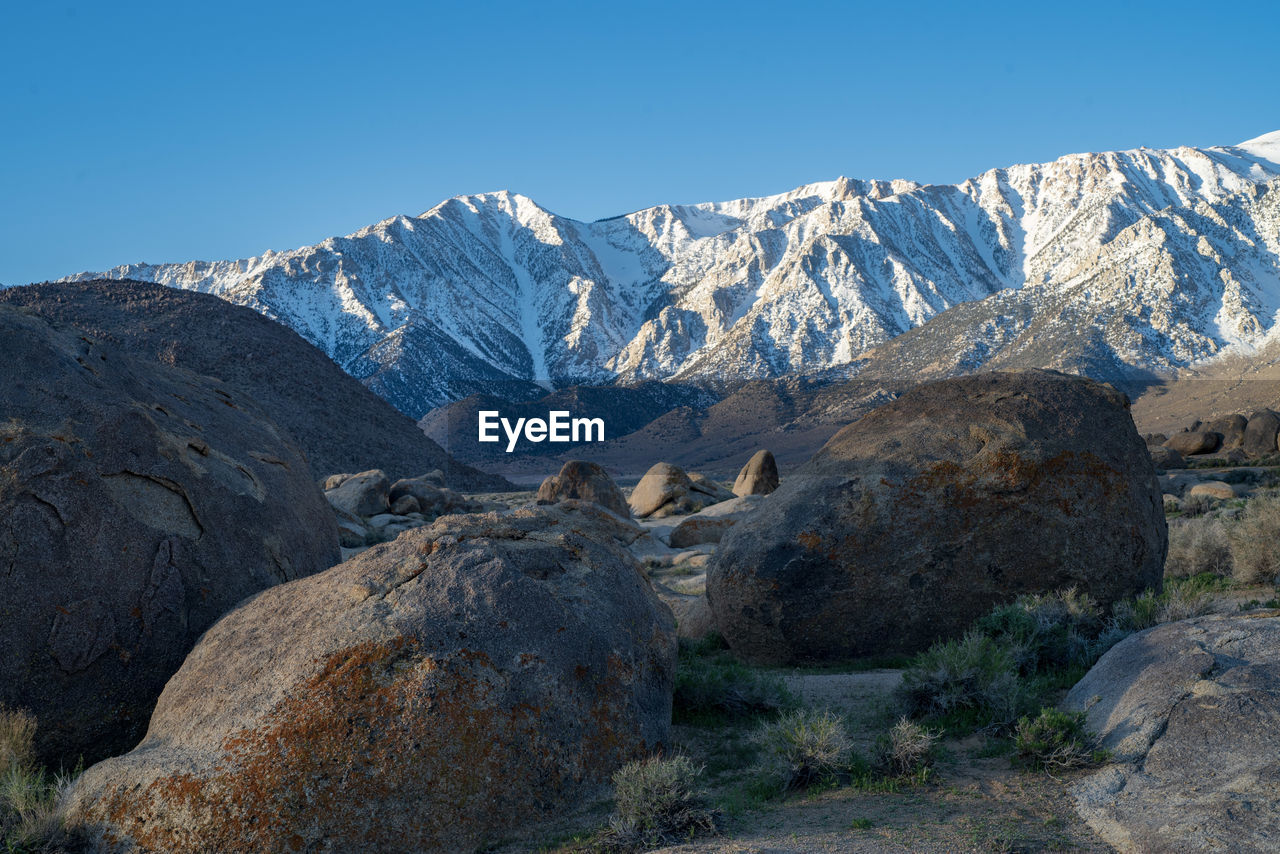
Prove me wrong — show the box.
[0,281,510,490]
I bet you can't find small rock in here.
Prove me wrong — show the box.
[1163,431,1221,456]
[629,463,695,518]
[390,494,421,516]
[536,460,630,518]
[1242,410,1280,456]
[733,449,780,496]
[1147,446,1186,470]
[1187,481,1235,501]
[325,469,390,517]
[687,473,734,503]
[1203,414,1248,450]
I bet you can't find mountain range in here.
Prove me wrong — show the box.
[60,131,1280,419]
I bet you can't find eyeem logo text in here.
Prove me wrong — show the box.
[478,410,605,453]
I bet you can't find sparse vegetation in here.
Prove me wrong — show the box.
[600,754,719,850]
[673,634,797,724]
[0,707,81,854]
[1013,707,1108,771]
[876,717,940,778]
[896,582,1224,737]
[752,708,853,792]
[1165,515,1233,578]
[1226,496,1280,585]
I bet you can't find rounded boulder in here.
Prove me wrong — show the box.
[65,502,676,853]
[0,307,339,765]
[707,370,1166,664]
[536,460,630,518]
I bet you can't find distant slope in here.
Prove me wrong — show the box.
[62,131,1280,417]
[0,280,511,490]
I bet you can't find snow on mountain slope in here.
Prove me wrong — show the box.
[63,132,1280,416]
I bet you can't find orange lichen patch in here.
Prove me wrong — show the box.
[86,637,650,852]
[797,531,823,551]
[900,450,1125,516]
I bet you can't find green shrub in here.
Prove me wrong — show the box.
[1227,497,1280,585]
[896,633,1023,728]
[673,636,796,724]
[752,708,852,792]
[1013,707,1107,771]
[603,754,718,849]
[876,717,939,778]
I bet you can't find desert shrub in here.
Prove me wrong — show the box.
[0,707,82,853]
[1227,497,1280,585]
[896,633,1023,728]
[1179,492,1220,517]
[876,717,940,778]
[1013,707,1108,771]
[1165,516,1233,579]
[0,709,36,778]
[752,708,852,792]
[673,636,796,724]
[603,754,718,849]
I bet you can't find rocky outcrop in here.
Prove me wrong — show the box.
[669,495,766,548]
[1066,612,1280,853]
[65,502,676,853]
[388,474,479,519]
[0,280,511,490]
[537,460,630,518]
[733,450,779,496]
[707,370,1166,664]
[0,307,339,765]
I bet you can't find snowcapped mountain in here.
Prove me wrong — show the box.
[62,131,1280,416]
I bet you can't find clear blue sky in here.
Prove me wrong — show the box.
[2,0,1277,285]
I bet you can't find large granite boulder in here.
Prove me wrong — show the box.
[707,370,1166,664]
[65,502,676,853]
[669,495,767,548]
[0,307,339,765]
[1066,612,1280,853]
[1163,430,1221,456]
[537,460,630,518]
[1242,410,1280,456]
[733,450,779,496]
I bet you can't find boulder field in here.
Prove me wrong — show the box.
[708,370,1167,663]
[64,502,676,853]
[0,306,339,765]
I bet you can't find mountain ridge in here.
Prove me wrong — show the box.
[58,131,1280,417]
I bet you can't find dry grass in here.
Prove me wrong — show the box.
[878,717,940,777]
[0,706,82,853]
[1165,515,1233,579]
[752,708,853,792]
[1227,497,1280,585]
